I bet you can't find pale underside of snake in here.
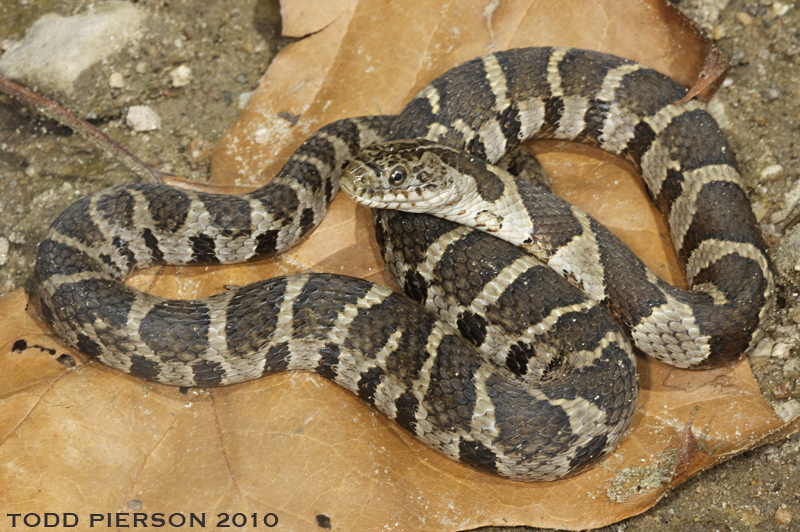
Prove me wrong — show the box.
[33,47,773,481]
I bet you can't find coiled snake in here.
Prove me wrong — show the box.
[33,47,773,481]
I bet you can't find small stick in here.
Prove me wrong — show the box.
[0,77,167,184]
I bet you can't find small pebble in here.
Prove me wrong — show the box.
[760,164,784,182]
[236,74,247,84]
[169,65,192,87]
[773,342,790,359]
[773,2,790,15]
[713,24,726,40]
[786,357,800,373]
[774,221,800,283]
[109,72,125,88]
[736,12,754,25]
[135,61,147,74]
[128,500,143,510]
[0,236,9,266]
[238,91,254,109]
[775,507,793,525]
[126,105,161,132]
[751,199,769,221]
[764,88,781,101]
[751,338,774,359]
[775,400,800,422]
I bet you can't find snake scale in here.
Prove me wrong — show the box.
[33,47,773,481]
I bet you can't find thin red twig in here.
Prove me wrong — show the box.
[0,77,166,184]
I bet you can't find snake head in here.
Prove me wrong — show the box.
[341,139,464,212]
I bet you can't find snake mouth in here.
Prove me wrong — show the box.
[344,187,428,210]
[340,159,378,194]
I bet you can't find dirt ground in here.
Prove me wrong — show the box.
[0,0,798,531]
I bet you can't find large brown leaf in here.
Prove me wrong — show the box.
[2,1,799,530]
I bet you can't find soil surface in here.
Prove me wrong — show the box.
[0,1,798,531]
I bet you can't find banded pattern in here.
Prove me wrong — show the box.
[33,46,769,479]
[34,104,635,481]
[35,116,395,385]
[379,47,773,368]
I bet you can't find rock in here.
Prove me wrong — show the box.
[0,237,8,267]
[7,232,25,245]
[751,198,769,222]
[750,338,775,359]
[126,106,161,132]
[773,2,790,15]
[169,65,192,88]
[760,164,784,182]
[109,72,126,89]
[0,2,147,117]
[775,400,800,422]
[238,91,255,109]
[769,179,800,223]
[774,223,800,286]
[772,342,791,359]
[784,357,800,374]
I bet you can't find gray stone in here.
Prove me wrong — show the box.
[774,222,800,287]
[126,105,161,132]
[0,2,147,116]
[109,72,126,89]
[169,65,192,87]
[0,237,8,267]
[775,399,800,422]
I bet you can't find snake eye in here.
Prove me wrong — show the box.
[388,166,407,186]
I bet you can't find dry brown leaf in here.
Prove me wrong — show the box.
[2,0,800,531]
[280,0,355,38]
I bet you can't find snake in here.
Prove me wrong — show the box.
[342,135,770,368]
[32,47,772,481]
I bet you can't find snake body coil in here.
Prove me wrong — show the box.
[33,47,771,480]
